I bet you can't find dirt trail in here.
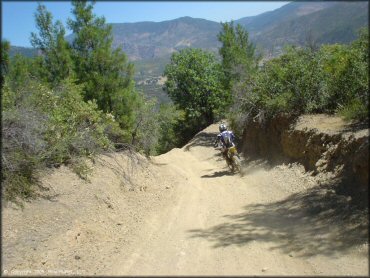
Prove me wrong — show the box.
[2,124,368,276]
[108,124,368,276]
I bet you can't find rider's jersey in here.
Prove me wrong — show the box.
[217,130,235,148]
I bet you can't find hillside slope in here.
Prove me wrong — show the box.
[110,17,221,60]
[106,2,368,59]
[236,2,336,33]
[247,2,369,51]
[2,120,368,276]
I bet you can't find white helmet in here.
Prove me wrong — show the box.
[219,123,227,132]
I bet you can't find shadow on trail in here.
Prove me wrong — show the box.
[184,131,218,151]
[188,184,368,257]
[201,170,234,178]
[342,120,369,133]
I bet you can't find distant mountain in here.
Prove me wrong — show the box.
[8,2,368,102]
[238,1,368,53]
[9,46,39,58]
[107,17,221,60]
[236,2,336,33]
[11,2,367,60]
[109,1,367,60]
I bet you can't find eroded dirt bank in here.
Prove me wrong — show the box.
[242,114,369,203]
[2,123,368,276]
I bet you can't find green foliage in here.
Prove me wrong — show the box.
[2,77,48,202]
[121,95,185,156]
[164,48,229,132]
[255,46,325,115]
[218,22,260,91]
[338,98,368,122]
[319,28,369,117]
[6,54,34,91]
[67,0,137,126]
[231,28,368,124]
[30,4,74,85]
[155,103,183,154]
[41,80,114,164]
[129,95,161,155]
[2,77,120,202]
[3,0,178,203]
[1,40,10,82]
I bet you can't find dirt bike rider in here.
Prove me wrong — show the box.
[214,123,236,163]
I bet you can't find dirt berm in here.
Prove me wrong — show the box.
[2,120,368,276]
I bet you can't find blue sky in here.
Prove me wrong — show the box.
[2,1,289,47]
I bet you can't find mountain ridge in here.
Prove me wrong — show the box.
[109,16,221,60]
[11,2,367,60]
[8,1,368,102]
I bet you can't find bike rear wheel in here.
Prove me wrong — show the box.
[232,155,241,173]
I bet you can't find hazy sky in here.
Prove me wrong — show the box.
[2,1,289,47]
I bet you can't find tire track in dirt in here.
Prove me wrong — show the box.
[110,124,368,276]
[3,124,367,276]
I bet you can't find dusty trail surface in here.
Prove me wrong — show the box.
[109,124,368,276]
[3,124,368,276]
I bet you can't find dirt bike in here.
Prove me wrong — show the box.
[215,140,242,173]
[225,145,242,173]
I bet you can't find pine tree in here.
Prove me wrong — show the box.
[1,40,10,84]
[30,4,74,85]
[67,0,136,132]
[218,22,259,91]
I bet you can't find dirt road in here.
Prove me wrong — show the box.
[3,124,368,276]
[107,124,368,276]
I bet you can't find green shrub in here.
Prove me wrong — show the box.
[2,107,47,202]
[164,48,230,134]
[230,28,368,124]
[156,104,184,154]
[2,77,123,202]
[338,98,368,122]
[42,79,113,163]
